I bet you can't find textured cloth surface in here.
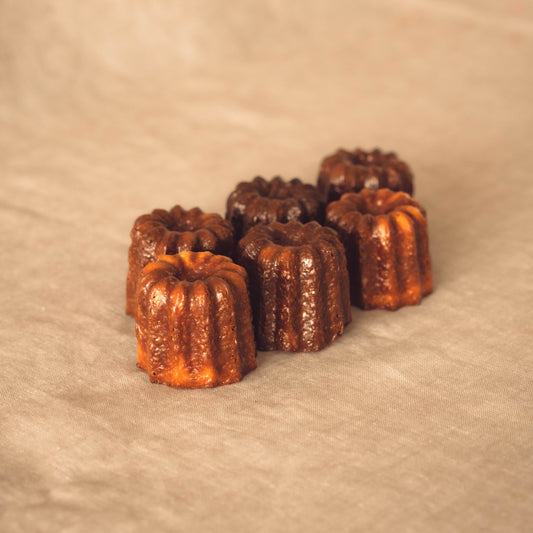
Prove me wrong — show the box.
[1,1,532,532]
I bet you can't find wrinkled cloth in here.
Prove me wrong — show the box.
[1,1,532,532]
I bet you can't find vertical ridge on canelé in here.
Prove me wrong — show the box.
[390,211,422,305]
[276,247,298,351]
[400,205,433,296]
[207,276,238,380]
[298,244,322,350]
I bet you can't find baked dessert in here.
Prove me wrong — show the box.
[135,251,257,388]
[226,176,323,240]
[236,220,352,352]
[325,189,432,310]
[126,205,234,316]
[318,148,414,202]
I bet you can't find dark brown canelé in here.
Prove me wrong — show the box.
[236,220,352,352]
[136,251,257,388]
[126,205,234,316]
[318,148,414,203]
[226,176,322,240]
[325,188,432,310]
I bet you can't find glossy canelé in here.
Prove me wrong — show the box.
[318,148,414,202]
[135,251,256,388]
[226,176,322,240]
[325,188,432,310]
[236,220,352,352]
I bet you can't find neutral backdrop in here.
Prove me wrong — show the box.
[1,1,532,532]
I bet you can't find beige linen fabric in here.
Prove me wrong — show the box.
[1,1,532,531]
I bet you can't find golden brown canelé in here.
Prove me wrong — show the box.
[126,206,234,316]
[136,251,257,388]
[226,176,323,240]
[318,148,414,203]
[236,220,352,352]
[325,189,432,310]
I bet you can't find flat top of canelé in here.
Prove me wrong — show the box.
[330,188,424,217]
[239,220,340,251]
[134,205,231,234]
[141,251,245,283]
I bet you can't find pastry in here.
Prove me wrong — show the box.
[325,188,432,310]
[236,220,352,351]
[226,176,322,240]
[318,148,414,202]
[135,251,257,388]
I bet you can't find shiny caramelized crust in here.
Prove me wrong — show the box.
[326,189,432,310]
[236,221,352,352]
[318,148,414,202]
[226,176,323,240]
[135,251,256,388]
[126,206,234,316]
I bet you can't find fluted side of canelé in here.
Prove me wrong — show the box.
[126,206,234,316]
[135,252,256,388]
[226,176,323,240]
[325,189,432,310]
[237,221,351,352]
[318,148,414,203]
